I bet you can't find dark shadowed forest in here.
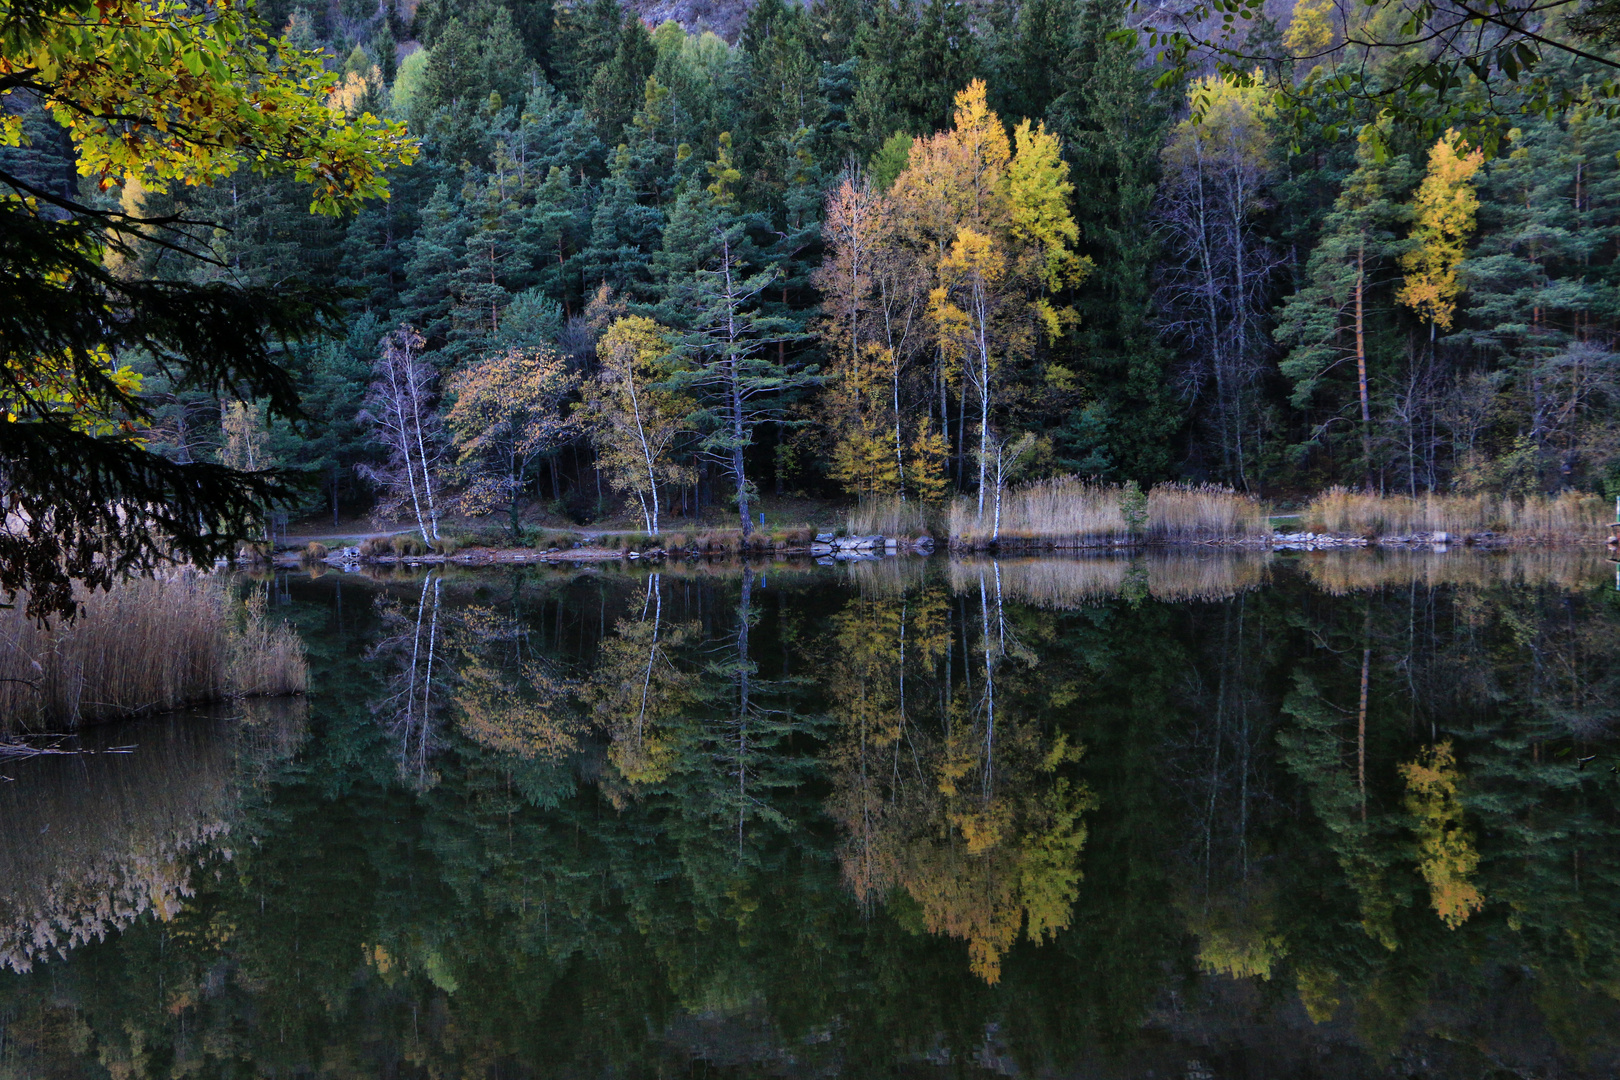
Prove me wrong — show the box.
[9,0,1619,545]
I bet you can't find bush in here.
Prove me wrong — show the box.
[431,537,459,555]
[304,541,328,560]
[391,534,427,557]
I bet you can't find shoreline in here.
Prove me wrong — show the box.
[269,530,1614,571]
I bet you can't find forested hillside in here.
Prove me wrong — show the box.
[9,0,1617,535]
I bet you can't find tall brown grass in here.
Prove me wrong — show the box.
[845,496,933,537]
[0,575,307,730]
[1303,487,1610,538]
[948,478,1267,546]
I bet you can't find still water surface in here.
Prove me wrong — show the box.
[3,550,1620,1078]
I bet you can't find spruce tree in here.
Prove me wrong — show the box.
[656,137,814,535]
[579,146,666,297]
[549,0,624,99]
[1045,0,1179,480]
[582,12,657,144]
[399,183,475,350]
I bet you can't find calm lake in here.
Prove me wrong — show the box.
[3,550,1620,1078]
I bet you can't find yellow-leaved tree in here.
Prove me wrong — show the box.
[887,80,1089,515]
[578,315,692,534]
[1397,131,1485,333]
[444,347,579,539]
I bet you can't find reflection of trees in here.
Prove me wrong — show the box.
[827,563,1093,983]
[580,572,695,792]
[686,568,814,855]
[367,573,450,787]
[454,600,579,763]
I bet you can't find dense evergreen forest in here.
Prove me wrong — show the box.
[10,0,1618,534]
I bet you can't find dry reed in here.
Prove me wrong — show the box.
[845,496,932,537]
[949,478,1267,546]
[0,575,307,729]
[1303,487,1610,538]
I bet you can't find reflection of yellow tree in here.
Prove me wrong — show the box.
[824,576,1093,983]
[1400,740,1483,929]
[579,575,696,794]
[446,602,581,762]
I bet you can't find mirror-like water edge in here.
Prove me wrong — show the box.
[3,550,1620,1078]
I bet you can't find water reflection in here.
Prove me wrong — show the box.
[3,552,1620,1077]
[0,700,305,974]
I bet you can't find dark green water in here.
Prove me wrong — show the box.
[4,550,1620,1078]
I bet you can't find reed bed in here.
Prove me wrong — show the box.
[845,496,933,537]
[1301,548,1613,596]
[0,576,307,729]
[841,553,934,597]
[1303,487,1610,538]
[1147,484,1270,542]
[951,557,1129,607]
[948,553,1271,609]
[948,478,1267,546]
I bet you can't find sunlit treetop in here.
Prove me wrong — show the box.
[0,0,417,214]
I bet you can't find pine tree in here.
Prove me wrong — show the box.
[579,145,667,297]
[399,183,475,351]
[582,11,656,143]
[1046,0,1178,480]
[1275,131,1415,488]
[659,136,814,535]
[549,0,624,99]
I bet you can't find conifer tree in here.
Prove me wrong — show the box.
[1047,0,1177,480]
[1275,131,1414,488]
[549,0,625,98]
[399,183,474,351]
[579,145,666,296]
[1397,131,1484,333]
[583,12,657,143]
[660,136,814,535]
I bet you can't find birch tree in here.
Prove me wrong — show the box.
[1155,77,1282,490]
[889,81,1086,514]
[579,315,691,534]
[357,326,445,543]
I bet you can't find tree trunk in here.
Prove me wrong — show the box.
[1355,238,1372,491]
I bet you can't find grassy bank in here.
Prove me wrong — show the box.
[948,479,1268,548]
[0,576,307,730]
[1302,488,1610,539]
